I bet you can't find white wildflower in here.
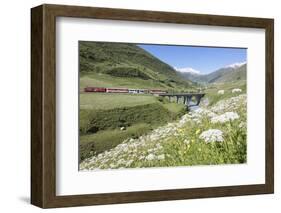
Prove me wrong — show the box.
[147,148,155,153]
[156,143,162,149]
[157,154,165,160]
[183,139,190,144]
[218,90,225,95]
[191,108,216,120]
[146,153,155,161]
[210,94,246,113]
[194,118,201,124]
[139,155,145,160]
[109,163,116,168]
[199,129,224,143]
[178,114,190,125]
[211,112,240,123]
[117,158,126,166]
[126,160,134,167]
[239,121,247,129]
[232,88,242,93]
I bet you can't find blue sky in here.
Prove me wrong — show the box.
[138,44,247,74]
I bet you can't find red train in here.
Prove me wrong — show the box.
[83,87,167,95]
[84,87,106,92]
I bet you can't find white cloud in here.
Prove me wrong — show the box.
[224,61,246,69]
[174,67,201,74]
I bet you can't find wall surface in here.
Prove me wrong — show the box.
[0,0,279,212]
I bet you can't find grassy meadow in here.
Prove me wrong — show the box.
[203,80,246,106]
[80,93,157,110]
[79,92,186,161]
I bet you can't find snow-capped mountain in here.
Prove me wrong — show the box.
[177,62,247,84]
[174,67,201,75]
[224,62,246,69]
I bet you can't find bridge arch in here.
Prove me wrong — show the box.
[159,93,205,107]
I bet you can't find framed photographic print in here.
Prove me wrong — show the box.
[31,4,274,208]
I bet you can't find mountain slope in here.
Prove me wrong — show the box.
[80,41,194,90]
[178,64,246,84]
[178,72,206,83]
[209,64,246,83]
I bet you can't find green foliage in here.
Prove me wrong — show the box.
[80,123,152,161]
[79,96,186,161]
[162,112,246,166]
[105,66,151,80]
[80,102,182,134]
[203,81,246,106]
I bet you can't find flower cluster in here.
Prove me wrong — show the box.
[217,90,225,95]
[211,112,240,124]
[199,129,224,143]
[232,88,242,93]
[210,94,246,113]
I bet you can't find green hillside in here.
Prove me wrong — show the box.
[179,64,246,84]
[79,41,193,162]
[210,64,246,83]
[79,41,194,91]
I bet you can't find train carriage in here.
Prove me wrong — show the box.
[106,88,129,93]
[128,89,149,94]
[84,87,106,92]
